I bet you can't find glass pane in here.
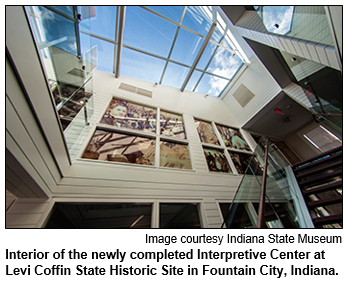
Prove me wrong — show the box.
[34,6,77,55]
[229,151,253,174]
[45,202,152,228]
[124,6,177,58]
[211,25,224,43]
[221,34,237,50]
[160,141,192,169]
[88,36,114,73]
[145,6,185,23]
[121,47,166,83]
[160,110,186,139]
[82,129,156,166]
[49,6,74,18]
[79,6,116,41]
[160,203,201,228]
[194,119,220,145]
[182,6,212,36]
[186,70,202,91]
[170,28,204,66]
[161,62,189,89]
[261,6,294,35]
[196,41,218,71]
[207,46,243,79]
[203,147,232,173]
[195,73,229,97]
[216,124,251,151]
[100,98,157,133]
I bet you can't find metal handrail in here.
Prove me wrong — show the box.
[256,137,269,228]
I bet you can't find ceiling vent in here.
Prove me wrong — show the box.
[233,84,255,108]
[119,83,153,98]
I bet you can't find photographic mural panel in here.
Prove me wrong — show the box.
[160,110,186,139]
[216,124,251,151]
[100,98,157,133]
[82,129,155,166]
[160,141,192,169]
[203,147,231,173]
[195,119,220,145]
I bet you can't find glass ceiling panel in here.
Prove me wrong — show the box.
[196,41,218,71]
[170,28,204,66]
[123,6,178,58]
[88,35,114,73]
[196,73,229,97]
[121,47,166,83]
[207,47,243,79]
[30,5,246,98]
[186,70,203,92]
[211,26,224,43]
[182,6,212,37]
[144,6,185,23]
[49,6,74,18]
[161,62,190,89]
[79,6,116,41]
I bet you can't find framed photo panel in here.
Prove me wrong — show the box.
[82,129,156,166]
[100,98,157,133]
[160,110,186,139]
[195,119,220,145]
[203,147,232,173]
[216,124,251,151]
[160,141,192,169]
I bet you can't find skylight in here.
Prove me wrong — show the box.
[255,6,294,35]
[26,6,246,97]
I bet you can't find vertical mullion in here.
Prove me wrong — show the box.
[159,6,187,85]
[113,6,119,74]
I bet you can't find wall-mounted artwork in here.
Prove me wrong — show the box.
[160,110,186,139]
[195,119,220,145]
[160,141,192,169]
[100,98,156,133]
[82,130,155,165]
[216,124,251,151]
[229,151,252,174]
[203,147,231,173]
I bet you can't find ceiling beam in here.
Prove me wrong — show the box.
[180,22,217,92]
[115,6,126,78]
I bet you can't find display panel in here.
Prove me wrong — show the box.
[100,98,156,133]
[194,119,220,145]
[216,124,251,151]
[82,130,155,165]
[160,141,192,169]
[229,151,252,174]
[203,147,231,173]
[160,110,186,139]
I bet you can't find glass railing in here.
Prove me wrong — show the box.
[222,136,314,228]
[25,5,95,159]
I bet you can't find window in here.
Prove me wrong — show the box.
[195,119,253,174]
[82,97,192,170]
[303,125,342,152]
[44,202,153,228]
[160,203,201,228]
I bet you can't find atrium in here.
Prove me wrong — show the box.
[6,6,342,228]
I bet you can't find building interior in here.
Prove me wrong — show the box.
[5,6,343,228]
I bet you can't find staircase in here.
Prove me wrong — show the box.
[292,146,343,228]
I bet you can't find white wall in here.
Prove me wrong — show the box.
[51,70,248,228]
